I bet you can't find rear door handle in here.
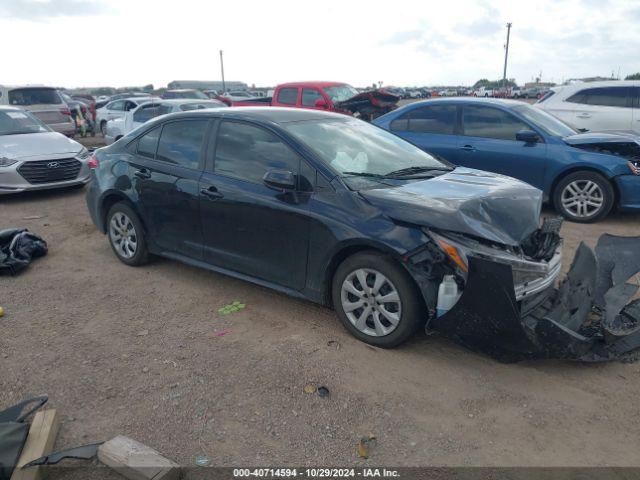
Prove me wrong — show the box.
[200,186,224,200]
[576,113,592,118]
[460,145,476,152]
[134,168,151,179]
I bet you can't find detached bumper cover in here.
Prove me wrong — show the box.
[430,234,640,362]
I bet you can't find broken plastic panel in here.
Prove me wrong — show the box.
[430,234,640,362]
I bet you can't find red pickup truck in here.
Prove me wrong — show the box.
[218,82,399,120]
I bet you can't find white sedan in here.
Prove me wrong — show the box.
[0,106,91,194]
[104,99,227,145]
[536,80,640,133]
[96,97,160,136]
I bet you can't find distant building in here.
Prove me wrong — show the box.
[167,80,248,91]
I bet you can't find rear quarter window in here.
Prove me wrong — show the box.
[8,88,62,106]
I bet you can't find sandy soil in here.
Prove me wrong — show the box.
[2,179,640,475]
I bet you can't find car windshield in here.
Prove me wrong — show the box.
[284,118,448,179]
[323,85,359,103]
[513,105,576,137]
[8,88,62,106]
[0,110,51,135]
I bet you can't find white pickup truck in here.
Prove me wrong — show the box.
[474,87,495,97]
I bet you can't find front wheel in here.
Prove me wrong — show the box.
[332,251,425,348]
[553,171,614,223]
[100,121,107,136]
[106,202,149,265]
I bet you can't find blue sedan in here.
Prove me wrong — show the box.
[374,98,640,222]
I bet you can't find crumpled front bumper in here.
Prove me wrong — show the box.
[429,234,640,362]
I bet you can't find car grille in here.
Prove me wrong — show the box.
[18,158,81,184]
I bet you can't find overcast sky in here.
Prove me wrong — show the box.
[1,0,638,89]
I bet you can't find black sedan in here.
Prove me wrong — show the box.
[85,108,640,361]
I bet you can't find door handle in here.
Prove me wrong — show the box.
[200,186,224,200]
[134,168,151,179]
[576,113,591,118]
[460,145,476,152]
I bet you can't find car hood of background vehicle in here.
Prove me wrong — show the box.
[359,167,543,246]
[0,132,82,159]
[563,131,640,146]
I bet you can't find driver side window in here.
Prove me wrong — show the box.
[462,106,529,141]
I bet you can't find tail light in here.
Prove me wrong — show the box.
[61,107,71,116]
[88,155,99,169]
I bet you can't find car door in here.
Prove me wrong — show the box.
[387,104,461,163]
[458,104,547,189]
[199,119,309,290]
[274,87,299,108]
[301,88,328,111]
[565,86,632,132]
[105,100,125,120]
[128,119,210,259]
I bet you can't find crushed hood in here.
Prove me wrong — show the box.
[335,90,399,118]
[563,131,640,146]
[0,132,82,159]
[359,167,542,246]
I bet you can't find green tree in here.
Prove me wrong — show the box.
[625,73,640,80]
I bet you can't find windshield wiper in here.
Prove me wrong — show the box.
[342,171,385,178]
[383,165,452,177]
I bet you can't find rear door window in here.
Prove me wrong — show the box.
[8,88,62,106]
[156,120,209,170]
[133,104,171,123]
[107,100,125,111]
[566,87,630,108]
[391,105,457,134]
[277,88,298,105]
[214,121,300,184]
[462,105,529,141]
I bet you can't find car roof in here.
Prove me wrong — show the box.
[150,106,349,124]
[276,81,349,89]
[401,97,528,108]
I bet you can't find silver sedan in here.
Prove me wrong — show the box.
[0,106,91,194]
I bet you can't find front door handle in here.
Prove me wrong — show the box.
[200,186,224,200]
[460,145,476,152]
[576,113,592,118]
[134,168,151,179]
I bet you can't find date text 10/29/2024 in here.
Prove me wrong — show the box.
[233,468,400,478]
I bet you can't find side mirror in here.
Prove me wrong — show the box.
[516,129,540,144]
[314,98,328,109]
[263,169,296,191]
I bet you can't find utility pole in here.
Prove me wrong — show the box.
[219,50,226,93]
[502,22,512,89]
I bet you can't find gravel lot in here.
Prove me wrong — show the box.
[2,171,640,474]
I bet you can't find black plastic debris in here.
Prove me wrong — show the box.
[0,229,47,275]
[431,234,640,362]
[317,387,330,398]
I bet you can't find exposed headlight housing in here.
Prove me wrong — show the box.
[628,160,640,176]
[0,156,18,167]
[426,229,562,301]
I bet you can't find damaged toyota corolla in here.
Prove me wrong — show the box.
[85,108,640,362]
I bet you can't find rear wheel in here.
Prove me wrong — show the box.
[106,202,149,266]
[554,171,614,223]
[100,120,107,136]
[332,251,424,348]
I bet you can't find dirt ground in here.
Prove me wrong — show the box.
[2,173,640,474]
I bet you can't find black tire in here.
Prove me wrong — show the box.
[106,202,149,266]
[332,251,425,348]
[553,171,614,223]
[100,120,107,136]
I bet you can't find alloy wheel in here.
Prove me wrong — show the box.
[340,268,402,337]
[109,212,138,259]
[561,180,604,218]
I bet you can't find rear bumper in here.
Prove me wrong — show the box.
[430,237,640,362]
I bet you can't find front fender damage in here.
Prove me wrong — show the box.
[428,234,640,362]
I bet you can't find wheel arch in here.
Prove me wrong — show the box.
[99,191,146,234]
[322,239,412,307]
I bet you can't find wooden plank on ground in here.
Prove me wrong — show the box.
[97,435,180,480]
[11,409,60,480]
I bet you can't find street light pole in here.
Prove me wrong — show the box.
[220,50,226,93]
[502,22,512,89]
